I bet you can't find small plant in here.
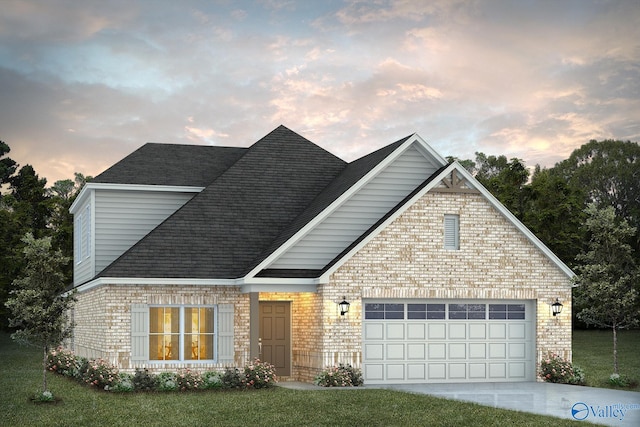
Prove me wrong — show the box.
[243,358,277,389]
[201,371,223,390]
[74,357,89,382]
[176,369,203,391]
[221,367,243,389]
[609,373,631,387]
[157,372,178,391]
[84,358,118,390]
[47,347,77,377]
[315,364,363,387]
[109,373,134,392]
[132,368,158,391]
[32,390,55,402]
[539,353,584,385]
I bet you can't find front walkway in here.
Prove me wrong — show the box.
[278,381,640,425]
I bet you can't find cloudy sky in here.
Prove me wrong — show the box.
[1,0,639,185]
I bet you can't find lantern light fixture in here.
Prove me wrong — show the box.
[551,298,563,317]
[339,297,350,316]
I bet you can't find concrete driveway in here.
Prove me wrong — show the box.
[375,382,640,426]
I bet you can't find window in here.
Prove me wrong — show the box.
[489,304,526,320]
[365,303,404,319]
[149,306,215,361]
[444,214,459,250]
[448,303,486,319]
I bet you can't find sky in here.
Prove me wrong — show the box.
[1,0,639,186]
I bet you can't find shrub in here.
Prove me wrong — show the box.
[176,369,203,391]
[132,368,158,391]
[201,371,223,390]
[157,372,178,391]
[32,390,55,402]
[243,358,277,389]
[539,353,585,385]
[221,367,243,389]
[46,347,77,377]
[609,373,632,387]
[74,357,89,382]
[315,364,363,387]
[84,358,119,390]
[109,373,134,392]
[340,363,363,386]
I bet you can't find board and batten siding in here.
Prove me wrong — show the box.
[93,189,195,276]
[268,145,440,269]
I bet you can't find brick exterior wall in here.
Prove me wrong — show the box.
[72,284,250,373]
[71,188,572,383]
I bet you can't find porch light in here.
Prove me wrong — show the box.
[551,298,563,316]
[339,297,350,316]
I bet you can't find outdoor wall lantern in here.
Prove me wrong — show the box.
[551,298,563,316]
[339,297,350,316]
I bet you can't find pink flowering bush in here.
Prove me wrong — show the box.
[243,358,277,389]
[315,364,363,387]
[539,353,585,385]
[83,358,118,390]
[46,346,78,377]
[176,369,203,391]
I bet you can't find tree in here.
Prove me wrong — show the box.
[0,140,17,188]
[4,233,76,394]
[573,204,639,374]
[473,153,530,219]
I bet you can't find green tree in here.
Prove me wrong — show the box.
[4,233,76,394]
[474,153,530,219]
[0,140,17,187]
[553,140,640,251]
[573,204,639,374]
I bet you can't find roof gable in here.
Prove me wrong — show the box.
[93,143,247,187]
[98,125,346,279]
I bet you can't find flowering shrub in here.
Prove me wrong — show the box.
[539,353,585,385]
[243,358,277,389]
[315,364,363,387]
[84,358,119,390]
[202,371,223,390]
[47,347,78,377]
[132,368,158,391]
[157,372,178,391]
[609,373,631,387]
[109,373,134,392]
[176,369,203,391]
[222,367,243,389]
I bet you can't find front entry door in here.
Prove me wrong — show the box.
[259,301,291,377]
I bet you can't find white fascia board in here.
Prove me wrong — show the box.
[70,183,203,213]
[242,137,418,280]
[319,162,575,283]
[240,283,318,293]
[74,277,235,293]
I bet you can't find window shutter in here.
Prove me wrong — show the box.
[131,304,149,362]
[444,215,459,250]
[217,304,234,365]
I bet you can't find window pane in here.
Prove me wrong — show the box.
[408,311,426,319]
[489,304,506,312]
[385,304,404,319]
[365,311,384,319]
[200,308,214,333]
[468,304,486,319]
[408,304,426,311]
[508,304,525,312]
[489,311,507,319]
[448,304,467,319]
[150,308,163,333]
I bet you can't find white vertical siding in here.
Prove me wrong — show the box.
[93,189,195,276]
[269,145,439,269]
[73,194,94,285]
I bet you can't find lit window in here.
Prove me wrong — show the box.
[149,306,215,361]
[444,214,460,250]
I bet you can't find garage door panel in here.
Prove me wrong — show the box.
[363,300,534,384]
[364,323,384,340]
[365,343,384,360]
[448,343,466,359]
[386,324,405,339]
[428,343,446,359]
[428,323,446,339]
[387,343,405,360]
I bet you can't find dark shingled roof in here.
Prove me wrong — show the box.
[93,143,247,187]
[98,125,347,279]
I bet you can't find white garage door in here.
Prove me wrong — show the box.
[362,300,535,384]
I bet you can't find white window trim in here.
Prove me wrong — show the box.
[147,305,217,364]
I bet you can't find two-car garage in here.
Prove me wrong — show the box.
[362,300,535,384]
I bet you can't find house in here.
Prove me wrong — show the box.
[69,125,573,384]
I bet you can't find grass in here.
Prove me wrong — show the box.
[1,331,636,427]
[572,328,640,389]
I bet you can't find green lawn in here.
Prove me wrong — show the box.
[572,329,640,389]
[1,331,636,427]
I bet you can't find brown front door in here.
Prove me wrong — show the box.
[259,301,291,377]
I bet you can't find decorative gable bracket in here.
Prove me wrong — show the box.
[433,168,479,194]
